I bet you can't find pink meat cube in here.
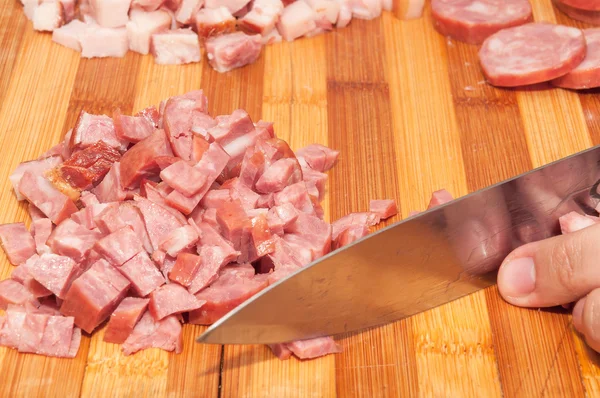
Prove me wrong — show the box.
[268,343,293,360]
[28,253,79,299]
[175,0,203,24]
[48,219,102,262]
[277,1,317,41]
[113,111,155,143]
[195,6,236,39]
[90,0,131,28]
[81,26,129,58]
[126,8,172,55]
[12,255,54,298]
[119,129,174,189]
[332,224,369,250]
[168,252,202,287]
[134,195,184,251]
[255,158,303,194]
[304,0,340,30]
[18,312,50,354]
[331,212,380,241]
[94,226,144,267]
[104,297,150,344]
[10,156,63,202]
[160,161,207,197]
[559,211,599,234]
[149,283,205,320]
[273,182,315,215]
[427,189,453,209]
[159,225,199,257]
[71,111,127,151]
[119,251,166,297]
[267,203,299,235]
[18,170,77,224]
[151,29,201,65]
[208,109,254,144]
[350,0,381,19]
[238,0,283,35]
[29,203,47,221]
[285,337,341,359]
[296,144,339,172]
[93,162,127,203]
[122,311,182,355]
[0,280,37,310]
[188,264,268,325]
[60,259,131,333]
[200,189,232,208]
[0,310,27,349]
[37,315,77,357]
[33,1,65,32]
[0,223,36,265]
[80,191,100,207]
[369,199,397,220]
[205,32,263,73]
[68,327,82,357]
[216,199,251,250]
[205,0,250,13]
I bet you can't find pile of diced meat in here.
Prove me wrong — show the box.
[20,0,425,72]
[432,0,600,90]
[0,89,401,360]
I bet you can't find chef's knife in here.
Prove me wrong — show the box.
[196,145,600,345]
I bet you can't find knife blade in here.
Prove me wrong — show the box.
[196,145,600,345]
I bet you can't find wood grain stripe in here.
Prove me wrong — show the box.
[0,0,27,111]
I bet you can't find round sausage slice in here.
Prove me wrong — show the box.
[552,28,600,89]
[559,0,600,11]
[554,0,600,23]
[478,23,586,87]
[431,0,533,44]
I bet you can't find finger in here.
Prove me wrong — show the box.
[580,289,600,353]
[572,297,586,334]
[497,223,600,307]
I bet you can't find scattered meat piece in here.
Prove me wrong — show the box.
[478,23,586,87]
[188,264,269,324]
[268,343,293,360]
[94,226,144,266]
[335,0,352,27]
[9,156,63,201]
[369,199,397,220]
[32,1,65,32]
[132,0,165,11]
[427,189,454,208]
[80,25,129,58]
[277,1,317,41]
[267,203,299,235]
[0,280,37,310]
[29,203,47,221]
[19,172,78,224]
[60,259,131,333]
[216,199,252,250]
[136,106,160,128]
[196,6,236,39]
[552,28,600,89]
[52,19,86,50]
[554,0,600,24]
[47,218,102,262]
[255,158,303,194]
[349,0,382,19]
[89,0,131,28]
[28,253,79,299]
[37,315,77,357]
[104,297,150,344]
[127,9,172,55]
[120,129,174,189]
[561,0,600,10]
[285,337,341,359]
[205,32,263,73]
[159,225,199,257]
[113,109,155,144]
[208,109,255,145]
[0,223,36,266]
[239,0,283,34]
[332,224,369,249]
[70,111,127,152]
[93,162,127,203]
[331,212,380,241]
[304,0,339,32]
[205,0,251,13]
[119,251,166,296]
[201,189,232,208]
[134,195,184,250]
[149,283,205,320]
[296,144,339,172]
[274,182,316,215]
[17,312,50,354]
[162,92,209,160]
[122,311,182,355]
[31,218,54,255]
[168,252,202,286]
[151,29,202,65]
[175,0,203,24]
[160,161,207,197]
[431,0,533,45]
[559,211,599,234]
[80,191,100,207]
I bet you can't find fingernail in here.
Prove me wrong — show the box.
[498,257,536,299]
[573,297,586,333]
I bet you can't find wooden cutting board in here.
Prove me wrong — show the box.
[1,0,600,396]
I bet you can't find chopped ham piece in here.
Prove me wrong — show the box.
[331,212,380,241]
[159,225,199,257]
[0,223,36,266]
[273,182,315,215]
[304,0,340,32]
[369,199,397,220]
[0,310,27,349]
[169,252,202,286]
[19,171,78,224]
[9,155,63,201]
[80,26,129,58]
[277,1,317,41]
[205,32,263,73]
[149,283,205,320]
[332,224,368,249]
[33,1,65,32]
[28,253,79,299]
[17,312,50,354]
[296,144,339,172]
[132,0,165,11]
[47,218,102,262]
[29,203,47,221]
[201,189,232,208]
[104,297,150,344]
[134,195,184,250]
[120,129,174,189]
[122,311,182,355]
[113,109,155,143]
[60,259,131,333]
[80,191,100,207]
[216,199,251,250]
[151,29,201,65]
[52,19,87,51]
[93,162,127,203]
[136,106,160,128]
[94,226,144,266]
[559,211,599,234]
[208,109,255,146]
[267,203,299,235]
[32,219,53,254]
[427,189,453,209]
[335,0,352,26]
[175,0,203,24]
[60,0,76,22]
[239,0,284,34]
[160,161,207,197]
[0,280,37,310]
[70,111,127,152]
[127,9,171,55]
[37,315,78,357]
[162,92,209,160]
[119,251,166,296]
[350,0,381,19]
[255,158,303,193]
[285,337,341,359]
[205,0,250,13]
[195,6,236,39]
[268,343,293,360]
[188,264,269,325]
[89,0,131,28]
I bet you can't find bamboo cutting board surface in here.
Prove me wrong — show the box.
[2,0,600,396]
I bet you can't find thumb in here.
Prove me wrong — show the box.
[497,222,600,307]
